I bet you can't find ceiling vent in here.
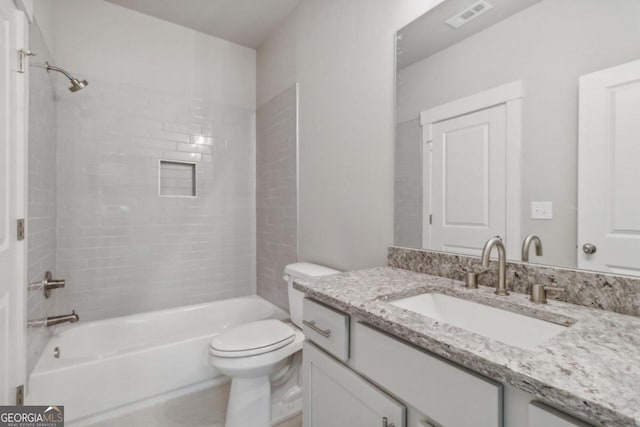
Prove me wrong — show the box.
[446,1,493,29]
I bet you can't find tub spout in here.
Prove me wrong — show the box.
[46,310,79,326]
[28,310,79,327]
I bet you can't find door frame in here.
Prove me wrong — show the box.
[16,3,28,392]
[419,81,522,258]
[0,0,28,402]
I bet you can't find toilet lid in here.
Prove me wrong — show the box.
[209,319,296,358]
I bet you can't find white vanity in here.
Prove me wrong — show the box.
[296,266,640,427]
[302,298,588,427]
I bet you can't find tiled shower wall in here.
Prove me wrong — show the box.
[26,22,58,374]
[256,86,298,310]
[394,118,422,248]
[55,79,256,321]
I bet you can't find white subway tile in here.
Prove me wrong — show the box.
[56,78,256,323]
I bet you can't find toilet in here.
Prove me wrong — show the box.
[209,262,340,427]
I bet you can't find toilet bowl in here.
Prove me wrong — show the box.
[208,262,340,427]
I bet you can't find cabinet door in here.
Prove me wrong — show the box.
[352,322,502,427]
[528,402,592,427]
[303,341,405,427]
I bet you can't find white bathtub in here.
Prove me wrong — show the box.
[27,295,289,424]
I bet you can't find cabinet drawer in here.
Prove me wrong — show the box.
[528,402,592,427]
[353,322,502,427]
[302,298,350,361]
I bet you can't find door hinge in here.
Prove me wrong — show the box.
[17,219,25,240]
[429,214,433,225]
[18,49,35,74]
[16,385,24,406]
[425,140,433,152]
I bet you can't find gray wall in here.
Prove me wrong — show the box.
[256,86,298,310]
[257,0,443,271]
[397,0,640,267]
[26,20,58,375]
[394,118,422,248]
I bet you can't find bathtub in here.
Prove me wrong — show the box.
[27,295,289,424]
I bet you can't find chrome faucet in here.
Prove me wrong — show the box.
[521,234,543,262]
[27,310,79,327]
[480,236,509,296]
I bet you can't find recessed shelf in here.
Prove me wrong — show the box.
[159,160,196,197]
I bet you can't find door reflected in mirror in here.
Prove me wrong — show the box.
[394,0,640,275]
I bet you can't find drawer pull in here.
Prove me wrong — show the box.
[303,320,332,337]
[382,416,395,427]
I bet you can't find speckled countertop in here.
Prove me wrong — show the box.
[294,267,640,426]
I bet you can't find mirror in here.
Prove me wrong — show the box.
[394,0,640,275]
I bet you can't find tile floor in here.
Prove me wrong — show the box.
[88,382,302,427]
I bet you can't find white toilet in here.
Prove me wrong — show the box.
[209,262,340,427]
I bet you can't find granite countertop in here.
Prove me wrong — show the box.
[293,267,640,426]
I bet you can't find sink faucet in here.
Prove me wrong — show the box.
[27,310,79,327]
[480,236,509,296]
[521,234,543,262]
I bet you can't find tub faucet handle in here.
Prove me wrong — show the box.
[43,271,65,298]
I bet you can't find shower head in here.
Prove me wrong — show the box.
[68,77,88,92]
[45,62,89,92]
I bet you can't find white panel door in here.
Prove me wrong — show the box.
[303,341,406,427]
[0,0,27,404]
[578,59,640,275]
[428,104,507,256]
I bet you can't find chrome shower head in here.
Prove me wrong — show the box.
[45,62,89,92]
[69,77,88,92]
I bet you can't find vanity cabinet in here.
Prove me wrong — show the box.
[352,322,502,427]
[528,402,592,427]
[302,298,595,427]
[303,341,406,427]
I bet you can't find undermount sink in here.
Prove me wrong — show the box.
[390,293,567,349]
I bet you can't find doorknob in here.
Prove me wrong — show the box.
[582,243,597,254]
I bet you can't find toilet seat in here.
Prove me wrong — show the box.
[209,319,296,358]
[209,327,304,379]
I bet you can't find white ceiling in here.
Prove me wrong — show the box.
[397,0,542,69]
[104,0,301,49]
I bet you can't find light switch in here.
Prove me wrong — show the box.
[531,201,553,220]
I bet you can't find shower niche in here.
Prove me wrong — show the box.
[159,160,197,197]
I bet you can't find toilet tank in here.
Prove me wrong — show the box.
[284,262,340,328]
